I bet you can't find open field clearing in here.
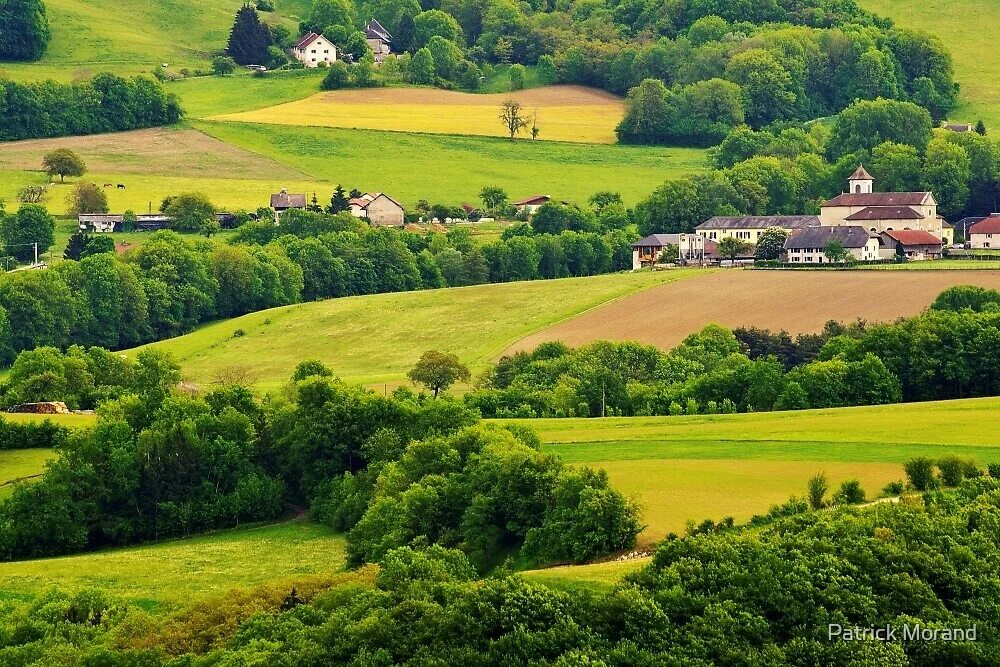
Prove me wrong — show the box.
[862,0,1000,128]
[136,270,706,389]
[215,85,626,144]
[521,558,649,591]
[508,269,1000,354]
[500,397,1000,540]
[2,413,97,428]
[169,70,328,118]
[0,0,310,81]
[0,449,56,502]
[195,121,707,205]
[0,520,345,610]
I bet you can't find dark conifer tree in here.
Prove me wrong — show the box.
[328,185,350,213]
[63,231,90,261]
[227,4,273,66]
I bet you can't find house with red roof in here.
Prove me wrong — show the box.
[969,215,1000,249]
[292,32,337,68]
[819,166,952,245]
[878,230,944,261]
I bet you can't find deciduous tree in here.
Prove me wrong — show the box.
[408,350,471,396]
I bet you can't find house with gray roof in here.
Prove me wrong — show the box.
[695,215,820,244]
[783,226,881,264]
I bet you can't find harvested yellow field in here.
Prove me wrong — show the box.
[213,85,626,144]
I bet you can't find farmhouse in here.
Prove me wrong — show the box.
[292,32,337,67]
[783,226,880,263]
[271,189,307,223]
[79,213,230,232]
[514,195,552,215]
[820,166,950,243]
[365,19,392,63]
[350,192,405,227]
[878,230,944,260]
[969,214,1000,248]
[631,233,707,269]
[695,215,820,244]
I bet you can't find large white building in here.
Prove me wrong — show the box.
[292,32,337,67]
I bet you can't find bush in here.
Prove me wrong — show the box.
[904,457,937,491]
[832,479,865,505]
[806,473,827,509]
[882,480,905,496]
[321,61,351,89]
[938,455,978,487]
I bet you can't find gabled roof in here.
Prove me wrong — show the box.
[881,230,942,246]
[365,19,391,42]
[514,194,551,206]
[849,165,873,181]
[696,215,820,230]
[844,206,924,221]
[822,192,932,207]
[784,226,876,250]
[271,191,307,209]
[632,233,684,248]
[294,32,323,49]
[351,192,403,211]
[970,215,1000,235]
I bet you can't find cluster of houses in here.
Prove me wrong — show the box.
[291,19,392,68]
[632,167,962,268]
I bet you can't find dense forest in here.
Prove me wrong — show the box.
[0,205,634,366]
[2,476,998,664]
[468,285,1000,417]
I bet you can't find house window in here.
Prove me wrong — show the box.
[324,50,329,54]
[311,50,316,53]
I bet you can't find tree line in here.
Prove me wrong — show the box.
[467,286,1000,417]
[3,474,1000,663]
[0,73,182,141]
[0,357,640,569]
[632,97,997,233]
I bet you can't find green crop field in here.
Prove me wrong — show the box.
[0,520,346,610]
[193,121,708,205]
[135,270,707,389]
[0,449,56,502]
[862,0,1000,128]
[501,397,1000,542]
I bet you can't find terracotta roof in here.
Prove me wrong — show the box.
[697,215,820,230]
[844,206,924,221]
[271,191,307,209]
[784,226,876,250]
[823,192,931,207]
[881,230,942,246]
[514,194,551,206]
[849,165,873,181]
[970,215,1000,235]
[294,32,322,49]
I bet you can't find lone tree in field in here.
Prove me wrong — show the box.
[42,149,86,183]
[717,236,751,262]
[499,99,530,140]
[408,350,471,397]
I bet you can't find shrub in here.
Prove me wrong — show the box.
[904,457,937,491]
[832,479,865,505]
[882,480,905,496]
[938,455,979,487]
[806,473,827,509]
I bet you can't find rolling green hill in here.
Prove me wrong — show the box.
[133,270,706,389]
[862,0,1000,128]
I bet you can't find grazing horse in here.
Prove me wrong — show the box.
[103,183,113,188]
[117,184,126,190]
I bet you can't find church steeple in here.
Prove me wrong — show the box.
[848,165,874,194]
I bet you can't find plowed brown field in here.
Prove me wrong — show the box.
[506,269,1000,353]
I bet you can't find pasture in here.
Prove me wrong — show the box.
[503,397,1000,541]
[862,0,1000,129]
[215,85,627,144]
[135,270,705,389]
[0,520,346,610]
[195,120,708,205]
[0,449,56,502]
[168,70,328,119]
[508,269,1000,354]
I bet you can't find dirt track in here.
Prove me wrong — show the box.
[506,270,1000,353]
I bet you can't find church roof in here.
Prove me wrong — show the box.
[823,192,932,207]
[844,206,924,221]
[849,165,873,181]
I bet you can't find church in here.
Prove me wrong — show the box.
[819,166,953,245]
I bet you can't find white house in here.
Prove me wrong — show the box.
[349,192,405,226]
[783,226,881,263]
[969,215,1000,249]
[514,195,551,215]
[292,33,337,67]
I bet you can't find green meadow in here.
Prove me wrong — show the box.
[0,449,56,501]
[0,520,346,610]
[136,270,706,389]
[502,397,1000,541]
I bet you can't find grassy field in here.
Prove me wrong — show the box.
[135,270,706,389]
[216,85,626,144]
[0,0,311,81]
[862,0,1000,128]
[2,413,97,427]
[0,520,346,610]
[168,70,328,119]
[0,449,56,502]
[195,121,707,205]
[508,269,1000,355]
[500,397,1000,542]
